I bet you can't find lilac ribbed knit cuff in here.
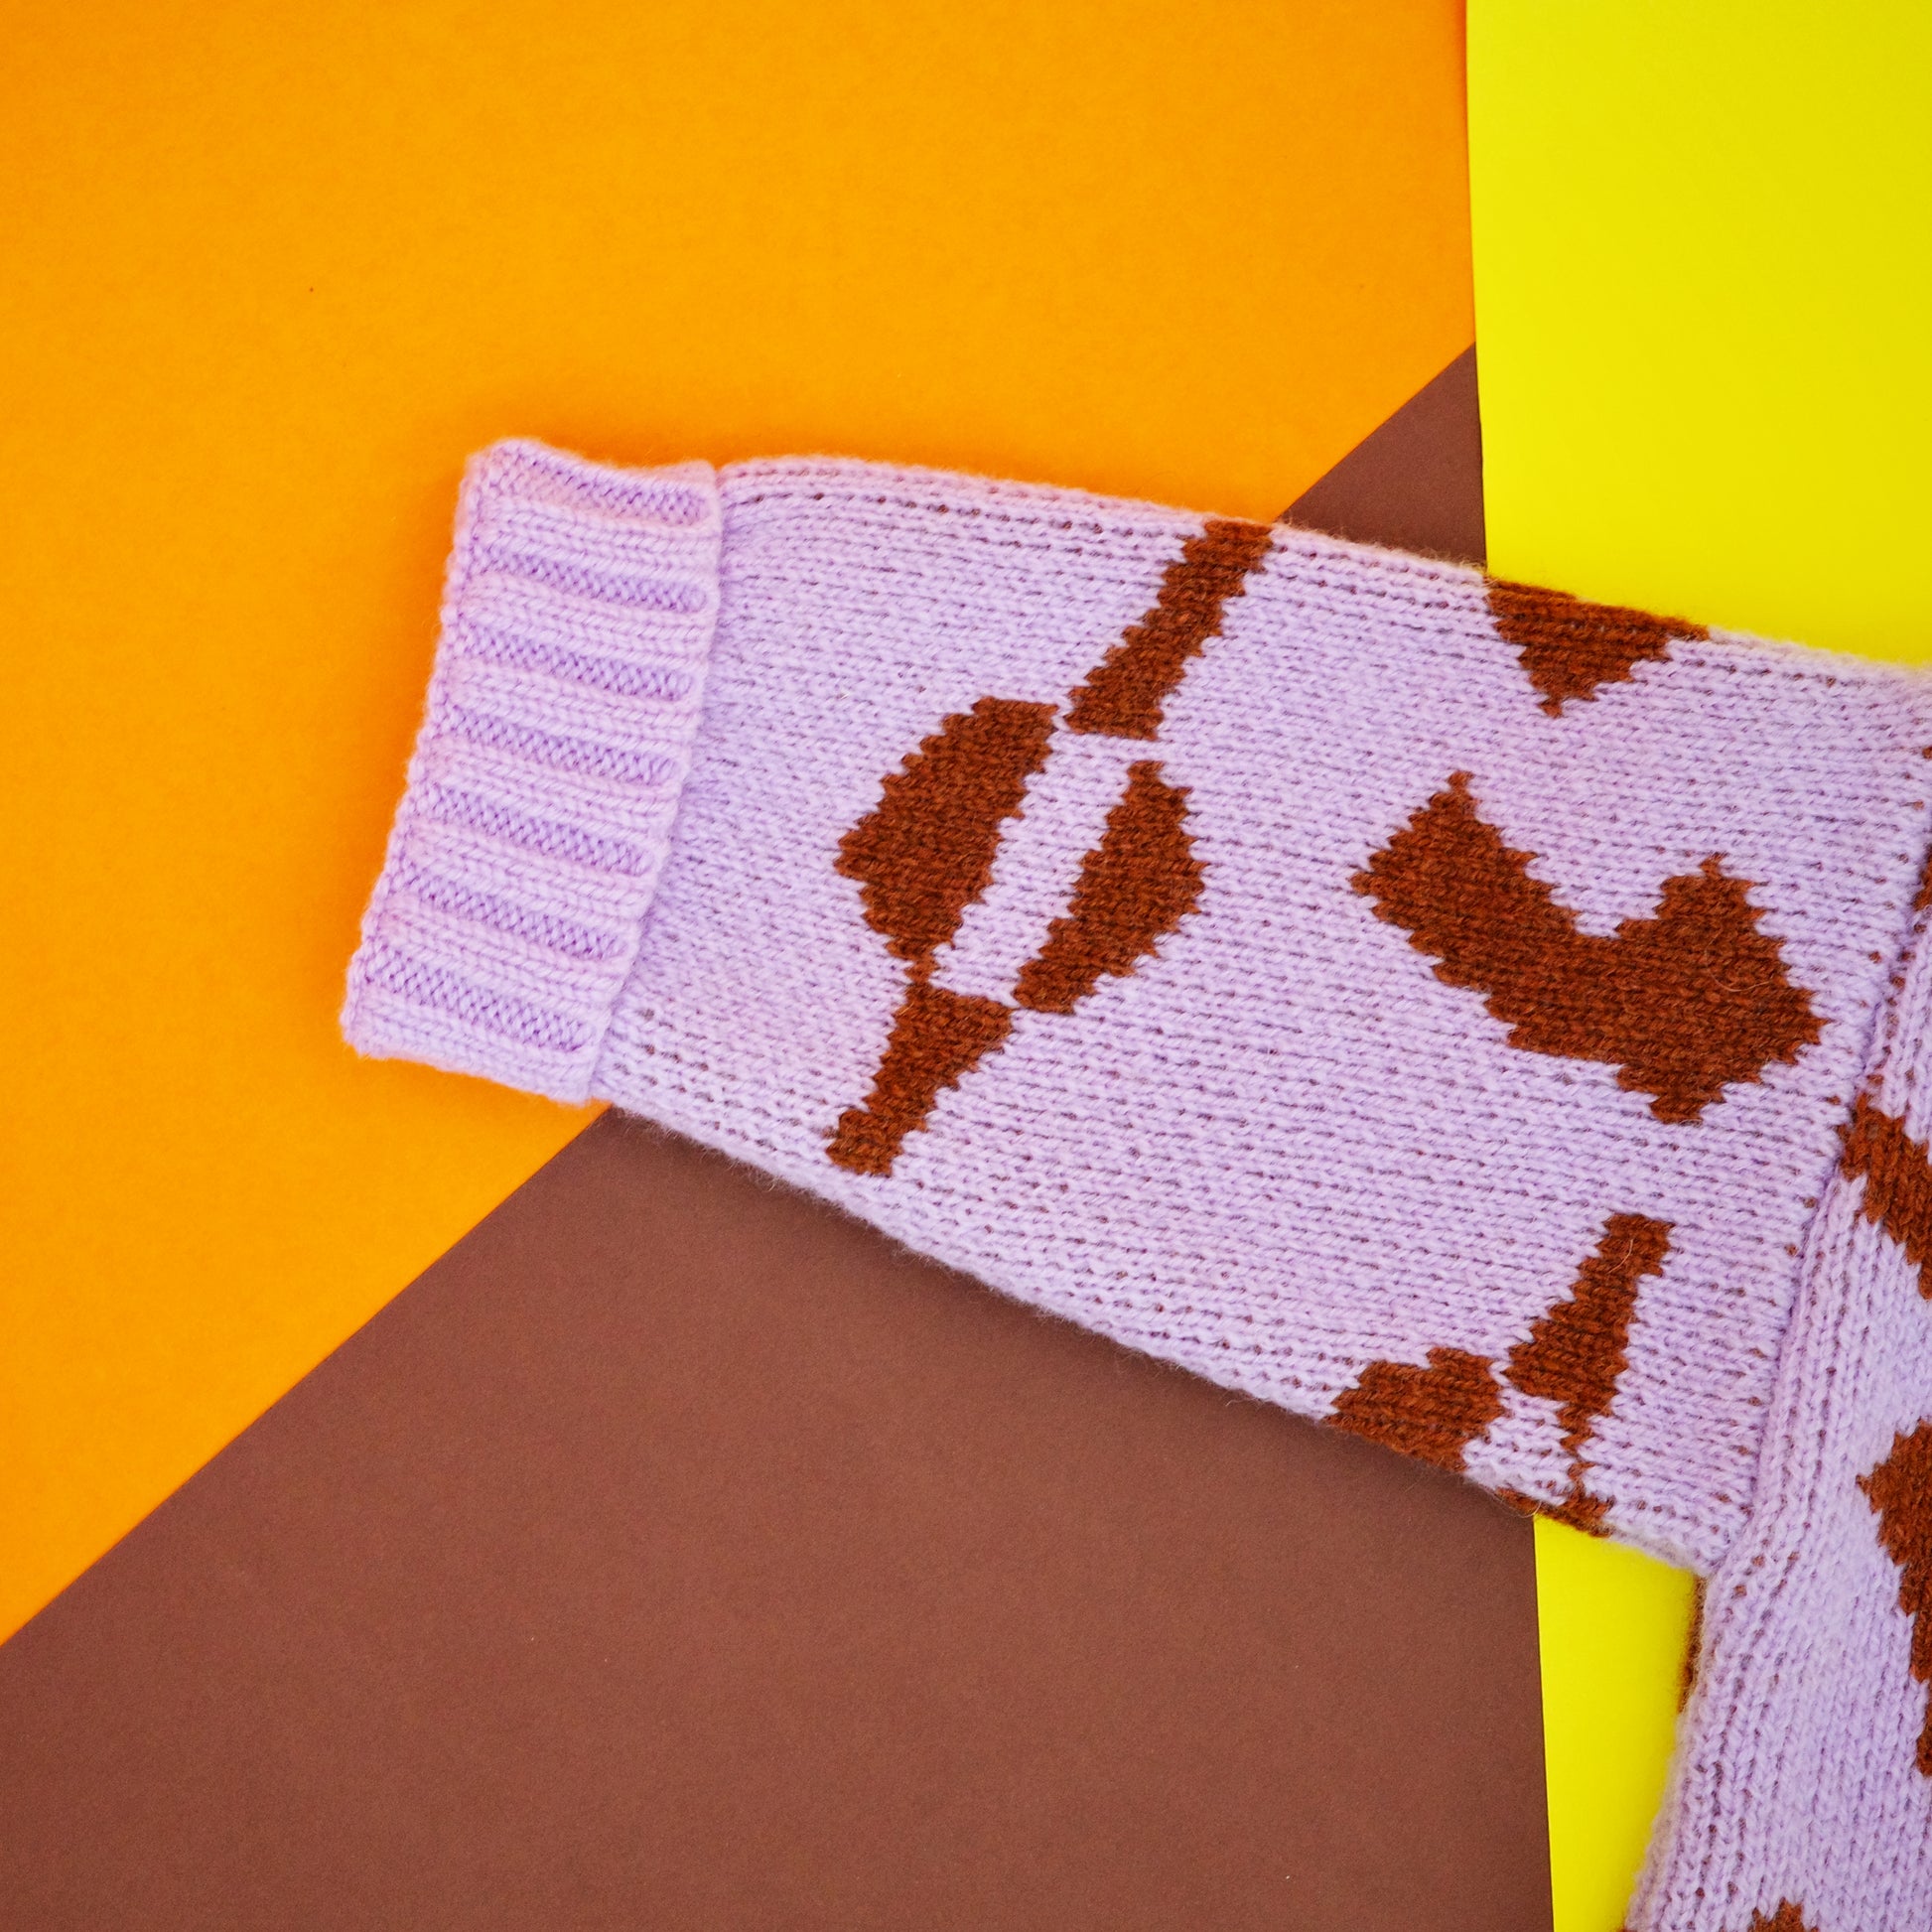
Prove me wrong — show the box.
[343,441,722,1101]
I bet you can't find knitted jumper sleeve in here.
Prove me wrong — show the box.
[346,440,1932,1932]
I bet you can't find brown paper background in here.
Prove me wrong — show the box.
[0,351,1549,1931]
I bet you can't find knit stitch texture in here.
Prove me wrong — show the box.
[346,440,1932,1932]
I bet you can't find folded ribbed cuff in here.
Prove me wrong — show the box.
[344,440,722,1101]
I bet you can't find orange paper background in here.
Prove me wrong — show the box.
[0,0,1474,1637]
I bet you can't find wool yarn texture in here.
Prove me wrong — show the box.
[345,439,1932,1932]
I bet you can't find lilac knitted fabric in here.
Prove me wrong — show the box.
[347,440,1932,1932]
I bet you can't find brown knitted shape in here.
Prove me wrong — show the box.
[834,515,1268,1175]
[1015,761,1204,1014]
[1486,578,1708,715]
[836,696,1055,964]
[1502,1212,1671,1534]
[830,698,1054,1173]
[1329,1347,1504,1474]
[1745,1906,1822,1932]
[827,978,1014,1175]
[1355,772,1821,1123]
[1065,518,1275,739]
[1333,1210,1668,1529]
[1841,1096,1932,1297]
[1508,1213,1670,1458]
[1859,1422,1932,1776]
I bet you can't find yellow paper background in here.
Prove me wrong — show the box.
[0,1,1473,1639]
[1469,3,1932,1926]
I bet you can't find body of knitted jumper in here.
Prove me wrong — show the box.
[346,441,1932,1932]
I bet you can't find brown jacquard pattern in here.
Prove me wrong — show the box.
[1745,1906,1822,1932]
[1508,1213,1669,1457]
[1355,772,1822,1122]
[828,697,1057,1173]
[1328,1349,1505,1474]
[827,979,1014,1175]
[1015,762,1203,1015]
[1841,1095,1932,1298]
[835,697,1056,965]
[1501,1213,1670,1531]
[1332,1212,1670,1530]
[832,523,1253,1175]
[1064,518,1275,740]
[1858,1422,1932,1777]
[1486,578,1709,716]
[832,752,1206,1175]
